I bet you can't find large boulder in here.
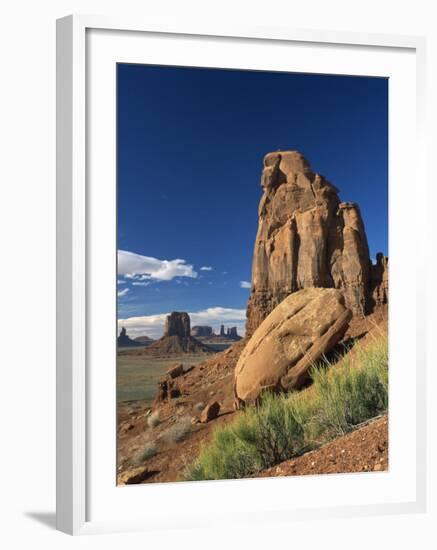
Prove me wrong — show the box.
[245,151,375,336]
[234,288,351,407]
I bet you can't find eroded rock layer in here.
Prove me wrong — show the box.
[246,151,376,335]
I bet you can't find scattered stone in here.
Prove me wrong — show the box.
[373,463,383,471]
[167,363,184,379]
[119,466,156,485]
[119,421,134,433]
[234,288,351,406]
[169,388,181,399]
[200,401,221,423]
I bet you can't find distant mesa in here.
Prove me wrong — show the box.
[133,335,154,346]
[118,327,142,347]
[118,327,154,347]
[144,312,214,356]
[191,324,241,342]
[191,325,214,338]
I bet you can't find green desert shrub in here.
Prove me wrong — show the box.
[185,393,305,481]
[185,333,388,481]
[309,334,388,438]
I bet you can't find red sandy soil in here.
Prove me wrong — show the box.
[256,415,388,478]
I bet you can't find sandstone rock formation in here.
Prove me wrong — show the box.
[165,312,191,338]
[226,327,240,339]
[118,327,142,347]
[235,288,351,407]
[370,253,388,308]
[154,376,181,405]
[191,325,214,337]
[246,151,381,336]
[166,363,184,379]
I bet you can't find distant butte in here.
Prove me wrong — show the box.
[142,312,213,356]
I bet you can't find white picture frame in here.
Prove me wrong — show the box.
[56,14,427,535]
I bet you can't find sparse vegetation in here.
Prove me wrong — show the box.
[147,411,160,428]
[185,333,388,481]
[132,442,157,466]
[194,402,205,412]
[163,417,192,443]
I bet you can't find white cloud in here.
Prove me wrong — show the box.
[132,281,150,287]
[117,279,127,284]
[117,287,130,297]
[240,281,251,289]
[200,266,213,271]
[118,306,247,339]
[118,250,197,281]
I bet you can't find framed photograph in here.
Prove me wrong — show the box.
[56,15,427,535]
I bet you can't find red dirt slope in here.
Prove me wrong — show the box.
[257,415,388,478]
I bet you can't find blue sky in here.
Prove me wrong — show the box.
[117,64,388,338]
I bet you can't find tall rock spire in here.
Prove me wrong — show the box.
[246,151,373,335]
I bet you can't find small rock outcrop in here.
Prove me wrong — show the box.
[200,401,221,423]
[191,326,214,337]
[235,288,351,407]
[166,363,184,379]
[154,376,181,405]
[245,151,384,336]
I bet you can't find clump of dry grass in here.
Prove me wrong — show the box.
[131,442,157,466]
[147,411,160,428]
[162,417,191,443]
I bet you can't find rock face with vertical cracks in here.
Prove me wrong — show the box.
[246,151,376,336]
[235,288,352,407]
[370,253,389,307]
[165,312,191,338]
